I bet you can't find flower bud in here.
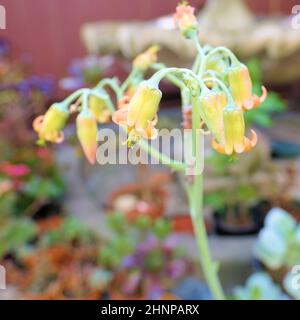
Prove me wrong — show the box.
[33,103,68,143]
[76,109,98,165]
[173,3,198,38]
[133,45,160,71]
[89,95,110,123]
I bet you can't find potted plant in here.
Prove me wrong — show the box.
[98,212,190,299]
[207,184,270,236]
[106,170,169,222]
[1,214,110,300]
[233,272,288,300]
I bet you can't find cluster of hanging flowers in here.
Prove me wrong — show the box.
[32,45,160,163]
[33,1,267,164]
[171,2,267,155]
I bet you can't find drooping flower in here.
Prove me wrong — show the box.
[33,103,68,143]
[199,88,227,142]
[228,63,267,111]
[89,95,110,123]
[212,105,257,155]
[173,2,198,38]
[76,109,98,164]
[133,45,160,72]
[112,82,162,147]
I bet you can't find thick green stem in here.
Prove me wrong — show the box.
[188,176,225,300]
[188,96,225,300]
[120,68,139,93]
[96,78,122,100]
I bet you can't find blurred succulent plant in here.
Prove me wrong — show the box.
[254,208,300,270]
[233,272,288,300]
[99,212,190,298]
[0,218,38,259]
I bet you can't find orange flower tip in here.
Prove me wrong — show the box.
[82,146,96,165]
[112,108,127,125]
[244,86,268,111]
[33,115,44,131]
[211,138,226,154]
[69,104,78,114]
[257,85,267,104]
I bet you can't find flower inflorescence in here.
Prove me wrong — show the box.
[33,2,267,164]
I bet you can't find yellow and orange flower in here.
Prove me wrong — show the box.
[89,95,110,123]
[228,63,267,111]
[112,82,162,147]
[173,2,198,38]
[211,105,257,155]
[76,109,98,165]
[33,103,68,143]
[199,89,227,142]
[132,45,160,72]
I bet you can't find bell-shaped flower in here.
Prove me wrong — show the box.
[228,63,267,111]
[199,88,227,143]
[33,103,68,143]
[89,94,110,123]
[212,105,257,155]
[76,109,98,164]
[112,82,162,147]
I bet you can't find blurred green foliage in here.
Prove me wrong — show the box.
[244,58,287,128]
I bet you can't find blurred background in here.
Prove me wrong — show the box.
[0,0,300,300]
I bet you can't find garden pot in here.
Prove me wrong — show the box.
[271,140,300,159]
[36,215,64,234]
[32,202,62,220]
[170,214,213,234]
[106,183,167,222]
[213,201,271,236]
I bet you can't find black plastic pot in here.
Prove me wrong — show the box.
[271,140,300,159]
[213,200,271,236]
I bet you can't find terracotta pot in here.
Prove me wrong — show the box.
[170,215,194,234]
[37,215,64,234]
[46,245,73,267]
[106,183,167,222]
[170,214,213,234]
